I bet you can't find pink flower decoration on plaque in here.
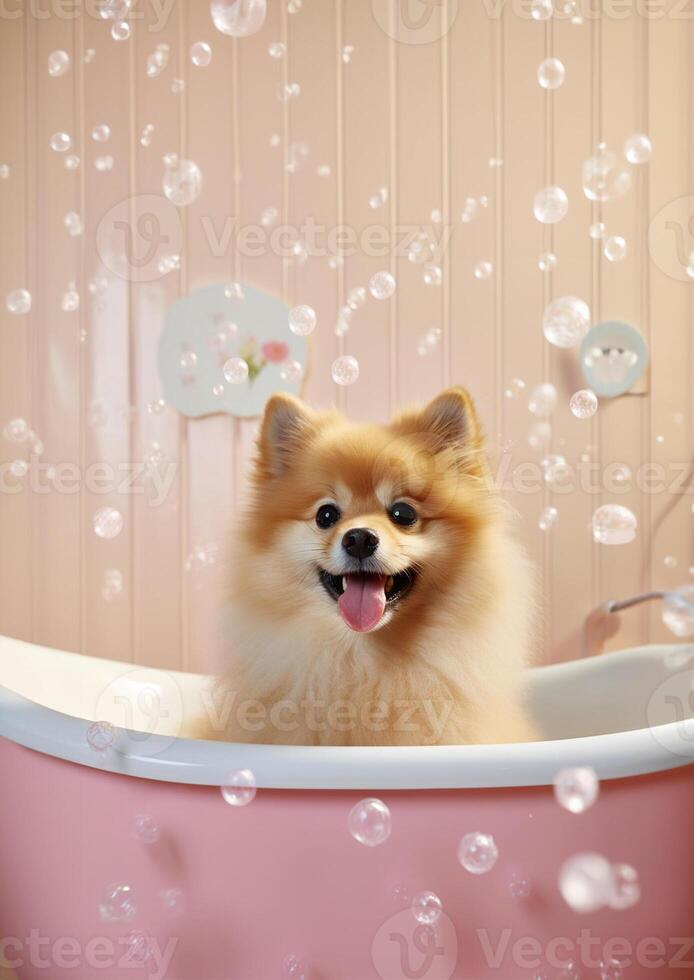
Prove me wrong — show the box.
[261,340,290,364]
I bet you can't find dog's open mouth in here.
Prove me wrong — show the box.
[319,569,416,632]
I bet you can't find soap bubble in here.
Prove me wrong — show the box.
[537,57,565,90]
[86,720,116,752]
[10,460,28,477]
[98,0,133,19]
[582,148,631,202]
[559,853,614,913]
[423,264,442,286]
[161,887,185,914]
[190,41,212,66]
[592,504,637,545]
[530,0,553,19]
[91,123,111,143]
[504,377,526,400]
[543,295,591,348]
[538,251,557,272]
[48,50,70,77]
[411,891,442,925]
[417,327,442,357]
[533,185,568,224]
[211,0,267,36]
[140,123,154,146]
[603,235,626,262]
[268,41,285,58]
[369,270,396,299]
[570,389,598,419]
[458,831,498,875]
[528,382,557,418]
[102,569,123,601]
[539,506,558,531]
[111,20,131,40]
[509,873,532,898]
[288,305,316,336]
[280,359,302,382]
[474,260,493,280]
[528,420,551,451]
[94,155,114,172]
[6,288,31,315]
[93,506,124,539]
[608,863,640,910]
[99,882,136,922]
[0,164,9,179]
[347,286,367,309]
[224,281,244,300]
[662,586,694,638]
[278,81,301,102]
[221,768,256,806]
[542,454,569,487]
[624,132,652,165]
[348,798,391,847]
[50,131,72,152]
[63,211,83,236]
[461,197,479,223]
[283,954,307,979]
[146,47,168,78]
[589,221,606,240]
[599,957,624,980]
[132,813,160,844]
[369,186,388,209]
[222,357,249,384]
[124,932,155,965]
[162,155,202,206]
[64,154,80,170]
[331,355,359,386]
[554,766,599,813]
[3,418,30,442]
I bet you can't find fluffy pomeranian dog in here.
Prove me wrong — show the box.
[198,386,536,746]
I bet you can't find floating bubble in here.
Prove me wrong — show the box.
[48,50,71,77]
[98,0,133,19]
[211,0,267,36]
[347,286,367,310]
[95,155,114,172]
[280,359,302,382]
[417,327,442,357]
[348,798,391,847]
[369,270,396,299]
[411,891,442,925]
[171,77,186,94]
[278,81,301,102]
[3,418,30,442]
[624,132,652,165]
[102,569,123,601]
[92,124,111,143]
[87,720,116,752]
[63,211,83,236]
[283,954,307,979]
[589,221,606,240]
[539,506,558,531]
[260,206,278,227]
[528,420,551,451]
[530,0,553,19]
[331,355,359,386]
[509,873,532,898]
[317,163,331,177]
[6,288,31,315]
[662,586,694,638]
[543,295,591,348]
[599,957,624,980]
[603,235,627,262]
[538,251,557,272]
[146,47,168,78]
[222,357,249,384]
[533,185,568,224]
[221,768,256,806]
[537,57,565,90]
[162,155,202,206]
[458,831,498,875]
[161,887,185,914]
[461,197,479,223]
[84,48,96,63]
[570,389,598,419]
[64,154,80,170]
[504,377,526,400]
[224,281,244,300]
[132,813,160,844]
[179,350,197,371]
[369,186,388,209]
[554,766,599,813]
[111,20,131,41]
[50,131,72,153]
[99,882,136,922]
[608,863,640,910]
[342,43,354,64]
[474,260,493,280]
[268,41,285,58]
[559,852,614,913]
[528,382,557,418]
[140,123,154,147]
[288,304,316,336]
[542,453,569,487]
[123,932,154,965]
[93,506,124,539]
[0,164,9,179]
[190,41,212,66]
[9,460,28,477]
[592,504,637,545]
[582,147,631,202]
[423,264,442,286]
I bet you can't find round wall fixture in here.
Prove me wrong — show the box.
[580,321,649,398]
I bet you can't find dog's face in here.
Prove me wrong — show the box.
[241,388,496,637]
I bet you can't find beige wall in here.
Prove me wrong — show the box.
[0,0,692,672]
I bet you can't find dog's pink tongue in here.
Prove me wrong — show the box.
[338,575,387,632]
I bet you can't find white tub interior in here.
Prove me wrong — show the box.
[1,634,693,789]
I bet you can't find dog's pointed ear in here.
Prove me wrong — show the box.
[256,393,316,477]
[393,387,485,475]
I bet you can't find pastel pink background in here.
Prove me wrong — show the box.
[0,1,692,673]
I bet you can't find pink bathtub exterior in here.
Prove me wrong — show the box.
[1,637,694,979]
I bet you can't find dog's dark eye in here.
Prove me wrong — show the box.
[316,504,341,529]
[389,502,417,527]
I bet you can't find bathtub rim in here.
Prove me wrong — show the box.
[2,642,694,789]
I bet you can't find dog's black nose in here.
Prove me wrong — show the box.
[342,527,379,559]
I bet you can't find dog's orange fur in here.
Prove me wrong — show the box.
[195,387,536,746]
